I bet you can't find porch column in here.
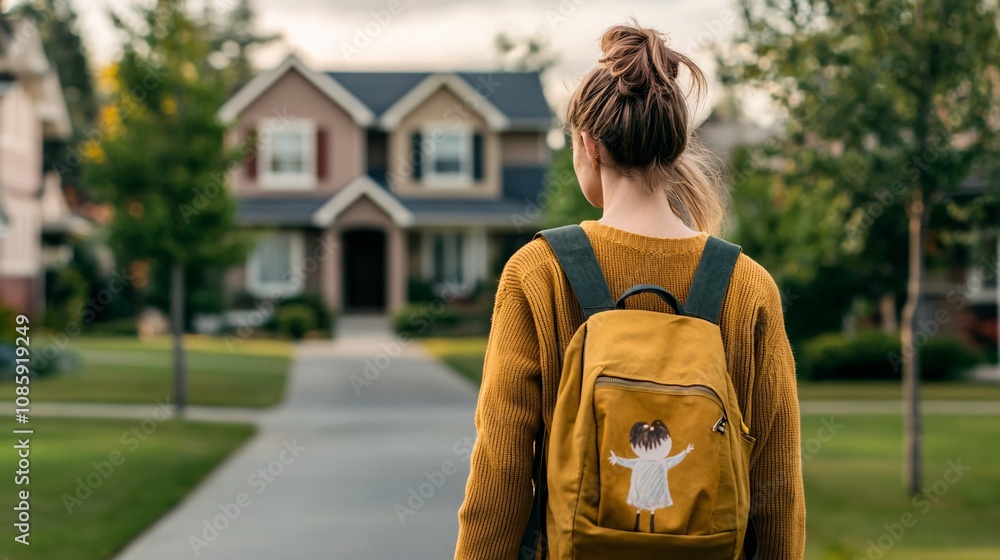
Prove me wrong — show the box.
[388,227,406,311]
[321,227,342,312]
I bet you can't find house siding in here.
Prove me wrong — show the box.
[388,86,501,198]
[233,68,364,195]
[501,131,549,165]
[0,79,44,315]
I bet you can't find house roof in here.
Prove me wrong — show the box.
[218,54,376,125]
[217,53,553,131]
[238,196,329,226]
[0,16,72,139]
[328,71,553,130]
[237,165,549,229]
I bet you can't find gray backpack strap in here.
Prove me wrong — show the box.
[685,236,742,325]
[533,224,614,320]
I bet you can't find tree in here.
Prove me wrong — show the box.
[494,31,558,74]
[200,0,280,93]
[86,0,247,413]
[721,0,1000,494]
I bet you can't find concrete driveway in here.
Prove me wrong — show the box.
[115,315,478,560]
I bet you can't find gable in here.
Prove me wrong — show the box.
[218,55,374,125]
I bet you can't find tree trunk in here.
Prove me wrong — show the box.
[171,264,187,415]
[901,189,926,496]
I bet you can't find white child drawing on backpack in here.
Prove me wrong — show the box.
[609,419,693,532]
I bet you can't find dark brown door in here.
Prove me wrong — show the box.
[342,229,387,311]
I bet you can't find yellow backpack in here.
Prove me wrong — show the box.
[521,224,757,560]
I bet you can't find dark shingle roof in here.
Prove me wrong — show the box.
[326,71,552,126]
[237,196,328,226]
[237,165,550,227]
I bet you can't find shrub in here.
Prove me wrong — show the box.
[797,330,984,382]
[0,305,16,346]
[275,304,316,340]
[407,278,437,303]
[393,302,491,338]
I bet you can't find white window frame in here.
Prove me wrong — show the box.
[421,122,473,189]
[246,231,305,298]
[258,118,316,190]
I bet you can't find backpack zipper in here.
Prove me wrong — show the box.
[595,375,729,432]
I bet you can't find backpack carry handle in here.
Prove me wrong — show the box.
[615,284,686,315]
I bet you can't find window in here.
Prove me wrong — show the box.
[258,119,315,190]
[429,231,465,288]
[246,231,304,297]
[424,126,472,187]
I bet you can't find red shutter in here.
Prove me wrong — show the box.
[245,127,257,179]
[316,127,327,180]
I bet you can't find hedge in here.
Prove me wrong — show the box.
[797,330,984,382]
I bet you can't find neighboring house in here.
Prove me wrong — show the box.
[218,55,552,313]
[0,17,73,316]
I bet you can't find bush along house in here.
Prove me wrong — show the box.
[218,54,553,317]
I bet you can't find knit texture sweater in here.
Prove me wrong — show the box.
[454,219,806,560]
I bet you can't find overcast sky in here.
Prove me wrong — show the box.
[11,0,750,122]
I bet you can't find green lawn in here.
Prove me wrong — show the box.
[422,336,1000,400]
[0,417,254,560]
[802,415,1000,560]
[12,336,293,407]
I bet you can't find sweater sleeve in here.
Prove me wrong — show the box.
[747,280,807,560]
[455,259,542,560]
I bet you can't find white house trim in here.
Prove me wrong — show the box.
[379,73,510,131]
[311,175,414,227]
[217,54,375,126]
[257,118,317,190]
[245,230,306,298]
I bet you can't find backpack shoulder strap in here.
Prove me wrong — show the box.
[685,236,742,325]
[533,224,615,320]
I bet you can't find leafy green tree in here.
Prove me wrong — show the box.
[721,0,1000,494]
[86,0,247,412]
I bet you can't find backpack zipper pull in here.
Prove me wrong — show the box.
[712,416,727,434]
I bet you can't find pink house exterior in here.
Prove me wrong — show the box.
[0,17,73,316]
[219,55,553,314]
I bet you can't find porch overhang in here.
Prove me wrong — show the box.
[311,175,414,228]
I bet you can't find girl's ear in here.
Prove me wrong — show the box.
[580,132,601,171]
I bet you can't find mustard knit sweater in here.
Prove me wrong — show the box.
[454,219,806,560]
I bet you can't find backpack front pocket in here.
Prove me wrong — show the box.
[593,374,734,536]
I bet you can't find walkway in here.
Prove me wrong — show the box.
[113,315,478,560]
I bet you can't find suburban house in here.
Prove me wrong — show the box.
[218,55,552,314]
[0,17,74,316]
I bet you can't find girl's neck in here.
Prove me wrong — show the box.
[598,175,700,239]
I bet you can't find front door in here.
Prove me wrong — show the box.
[342,229,387,312]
